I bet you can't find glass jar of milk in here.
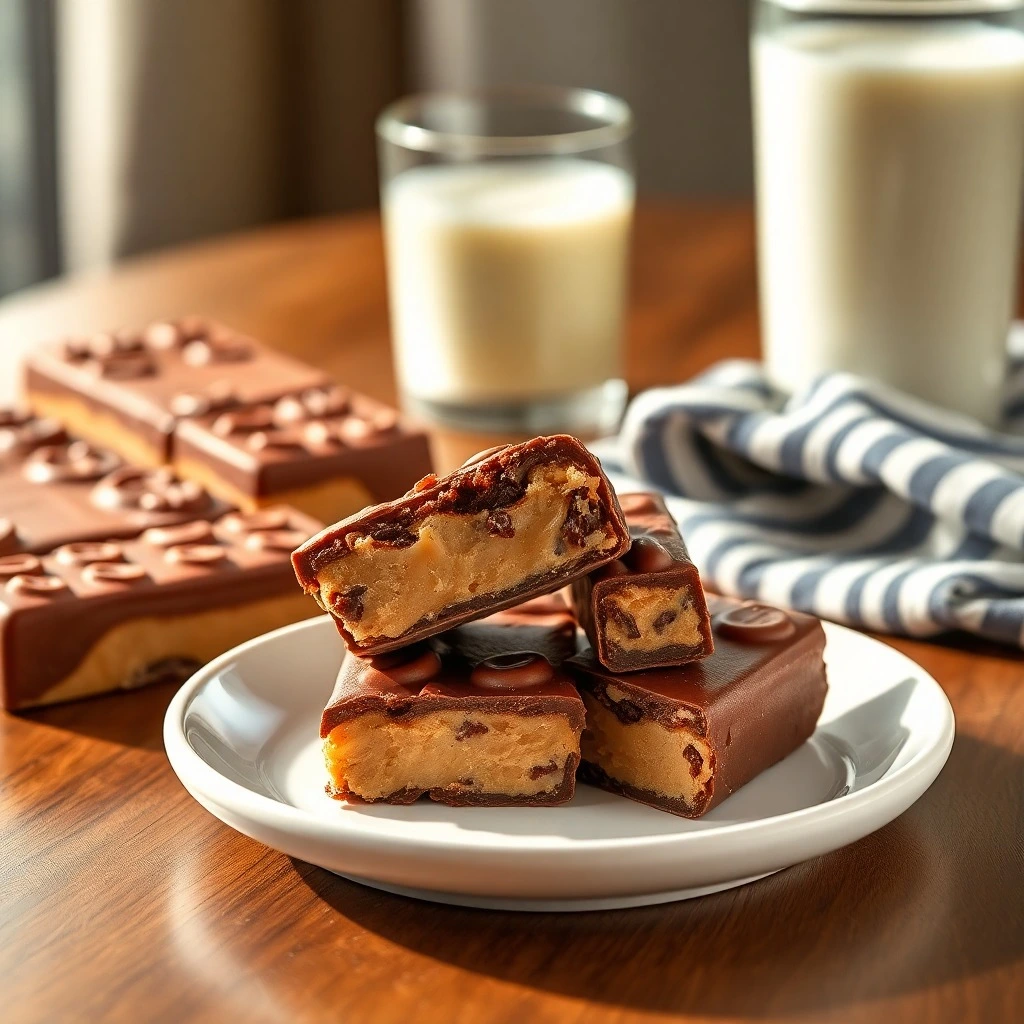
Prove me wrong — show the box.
[377,87,634,434]
[753,0,1024,425]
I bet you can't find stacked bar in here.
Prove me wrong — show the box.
[25,317,433,521]
[294,444,829,814]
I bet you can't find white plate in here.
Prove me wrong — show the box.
[164,614,954,911]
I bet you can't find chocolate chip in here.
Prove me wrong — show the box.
[561,486,603,548]
[246,428,307,452]
[470,653,554,689]
[164,544,227,566]
[54,541,123,566]
[94,349,156,380]
[336,416,376,443]
[605,602,641,640]
[682,744,704,778]
[716,602,795,643]
[529,759,560,780]
[82,562,147,586]
[455,720,489,741]
[169,386,237,417]
[368,521,417,548]
[485,509,514,538]
[143,521,216,548]
[24,442,119,484]
[302,387,350,419]
[369,647,442,685]
[212,406,275,436]
[92,467,211,514]
[611,698,644,725]
[329,585,367,622]
[653,609,678,633]
[0,554,41,579]
[182,336,252,365]
[6,573,67,597]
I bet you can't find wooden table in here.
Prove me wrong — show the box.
[1,205,1021,1024]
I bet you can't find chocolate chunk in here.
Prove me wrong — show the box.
[485,509,515,538]
[455,720,489,741]
[569,492,713,672]
[293,434,629,657]
[330,585,367,622]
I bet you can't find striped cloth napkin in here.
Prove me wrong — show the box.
[598,331,1024,646]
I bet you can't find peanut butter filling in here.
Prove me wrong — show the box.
[23,592,315,708]
[315,463,617,642]
[600,583,703,653]
[173,455,373,523]
[27,391,165,468]
[324,710,579,800]
[580,692,713,807]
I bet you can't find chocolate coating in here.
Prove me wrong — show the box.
[172,386,432,504]
[293,434,629,656]
[0,420,231,554]
[25,318,331,461]
[0,505,323,710]
[570,491,713,672]
[567,596,828,817]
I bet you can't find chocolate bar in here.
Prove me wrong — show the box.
[0,506,321,709]
[320,597,583,806]
[171,385,432,523]
[293,435,630,656]
[567,596,827,817]
[0,410,231,555]
[25,317,330,467]
[570,492,713,671]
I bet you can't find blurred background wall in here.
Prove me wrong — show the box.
[0,0,752,297]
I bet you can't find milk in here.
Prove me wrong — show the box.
[382,160,633,408]
[753,19,1024,424]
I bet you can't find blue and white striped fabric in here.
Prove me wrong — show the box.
[599,334,1024,646]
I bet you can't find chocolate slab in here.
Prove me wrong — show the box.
[293,434,630,656]
[25,318,330,465]
[171,384,432,519]
[0,506,322,710]
[0,411,230,555]
[567,595,827,817]
[320,600,585,806]
[570,492,713,671]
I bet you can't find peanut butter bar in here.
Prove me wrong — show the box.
[320,597,583,806]
[293,435,630,656]
[567,596,827,817]
[171,385,432,523]
[1,409,229,555]
[25,318,330,467]
[0,506,321,710]
[570,492,713,672]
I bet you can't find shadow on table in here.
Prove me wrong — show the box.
[13,680,177,751]
[295,732,1023,1018]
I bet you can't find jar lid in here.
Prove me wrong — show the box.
[767,1,1023,13]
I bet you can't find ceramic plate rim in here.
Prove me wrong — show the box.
[164,615,955,856]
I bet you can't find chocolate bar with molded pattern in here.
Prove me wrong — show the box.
[320,594,583,806]
[570,492,713,672]
[24,317,330,467]
[171,385,432,524]
[0,408,230,556]
[292,434,630,656]
[0,506,321,710]
[567,595,827,817]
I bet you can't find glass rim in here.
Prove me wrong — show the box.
[376,85,633,157]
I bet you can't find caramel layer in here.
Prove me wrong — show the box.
[325,710,579,801]
[580,692,712,808]
[315,463,616,642]
[23,592,315,707]
[27,390,165,468]
[173,456,374,523]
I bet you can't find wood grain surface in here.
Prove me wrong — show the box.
[1,205,1022,1024]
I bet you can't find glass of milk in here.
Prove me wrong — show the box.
[377,87,634,434]
[752,0,1024,426]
